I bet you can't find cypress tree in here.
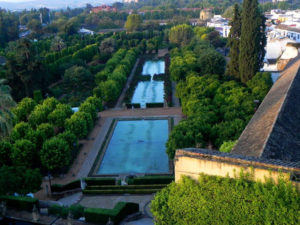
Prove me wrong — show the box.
[226,4,241,80]
[239,0,266,83]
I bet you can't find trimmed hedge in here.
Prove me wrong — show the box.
[127,176,174,185]
[153,74,165,81]
[49,204,84,219]
[84,177,116,186]
[83,189,161,195]
[84,202,139,224]
[146,103,164,108]
[0,195,39,211]
[85,184,167,190]
[51,179,81,193]
[125,103,141,109]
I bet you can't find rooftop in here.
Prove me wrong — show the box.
[276,24,300,33]
[232,58,300,163]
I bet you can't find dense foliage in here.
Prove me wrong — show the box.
[151,175,300,225]
[166,26,272,158]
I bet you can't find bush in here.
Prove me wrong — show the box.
[69,204,85,219]
[51,180,81,193]
[127,176,174,185]
[84,202,139,224]
[48,204,69,218]
[84,177,116,186]
[146,103,164,108]
[0,195,39,211]
[151,175,300,225]
[125,103,141,109]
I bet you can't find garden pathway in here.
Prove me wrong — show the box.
[115,58,141,108]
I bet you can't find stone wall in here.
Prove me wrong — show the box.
[175,149,300,190]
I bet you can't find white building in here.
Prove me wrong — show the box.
[274,24,300,42]
[207,15,231,37]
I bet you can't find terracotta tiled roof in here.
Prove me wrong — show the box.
[276,24,300,33]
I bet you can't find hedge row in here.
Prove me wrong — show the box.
[84,202,139,224]
[125,103,141,109]
[0,195,39,211]
[85,184,167,190]
[146,103,164,108]
[84,177,116,186]
[51,179,81,193]
[153,74,165,81]
[127,176,174,185]
[83,189,161,195]
[49,204,84,219]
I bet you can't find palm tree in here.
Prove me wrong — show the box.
[0,79,16,138]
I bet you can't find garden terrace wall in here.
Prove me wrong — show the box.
[175,148,300,190]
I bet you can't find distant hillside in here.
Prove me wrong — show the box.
[0,0,119,10]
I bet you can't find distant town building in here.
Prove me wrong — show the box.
[90,5,117,13]
[79,28,95,35]
[199,9,213,21]
[275,24,300,42]
[207,15,231,37]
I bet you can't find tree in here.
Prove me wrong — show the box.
[79,102,97,120]
[0,166,42,195]
[247,72,272,101]
[57,131,77,149]
[99,38,116,55]
[37,123,55,140]
[63,66,93,89]
[198,49,226,76]
[0,79,16,138]
[48,103,73,128]
[169,24,194,47]
[0,141,12,166]
[40,137,70,171]
[11,139,36,168]
[65,113,88,139]
[98,80,119,103]
[10,122,32,141]
[239,0,266,83]
[12,97,36,122]
[50,36,66,52]
[125,14,142,32]
[226,4,242,79]
[27,19,42,34]
[64,17,80,35]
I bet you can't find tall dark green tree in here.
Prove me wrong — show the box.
[226,4,241,79]
[239,0,266,83]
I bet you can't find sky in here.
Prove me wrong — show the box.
[0,0,118,10]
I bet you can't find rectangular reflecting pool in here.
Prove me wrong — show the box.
[142,60,165,76]
[97,119,169,175]
[131,81,164,105]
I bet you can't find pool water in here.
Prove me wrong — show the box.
[132,60,165,107]
[142,60,165,76]
[131,81,164,105]
[97,120,169,175]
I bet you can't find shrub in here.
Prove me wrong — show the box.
[84,177,116,186]
[84,202,139,224]
[48,204,69,218]
[151,175,300,225]
[127,176,174,185]
[0,195,39,211]
[146,103,164,108]
[51,180,81,193]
